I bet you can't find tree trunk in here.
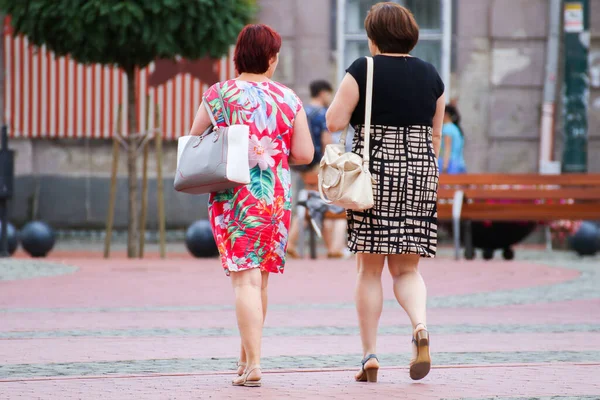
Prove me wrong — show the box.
[125,67,138,258]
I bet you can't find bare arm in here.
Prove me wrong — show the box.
[289,108,314,165]
[321,130,334,147]
[432,94,446,158]
[189,101,213,136]
[326,73,359,133]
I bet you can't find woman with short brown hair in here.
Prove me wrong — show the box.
[327,2,445,382]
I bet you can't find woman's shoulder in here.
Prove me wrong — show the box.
[203,80,235,100]
[408,58,445,97]
[347,55,439,74]
[346,57,368,74]
[267,80,296,95]
[392,56,440,76]
[266,81,303,112]
[349,56,368,68]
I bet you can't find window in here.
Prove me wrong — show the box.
[337,0,451,92]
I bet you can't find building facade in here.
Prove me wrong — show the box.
[3,0,600,229]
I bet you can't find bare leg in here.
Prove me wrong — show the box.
[325,219,347,256]
[239,271,270,370]
[388,254,430,380]
[354,253,385,379]
[231,268,263,382]
[287,215,301,257]
[322,219,333,252]
[260,270,270,321]
[387,254,427,330]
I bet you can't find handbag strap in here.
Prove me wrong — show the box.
[362,56,374,165]
[202,82,231,127]
[339,56,374,165]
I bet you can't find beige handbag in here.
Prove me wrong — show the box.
[174,83,250,195]
[318,56,375,211]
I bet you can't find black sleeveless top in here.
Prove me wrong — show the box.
[346,55,444,128]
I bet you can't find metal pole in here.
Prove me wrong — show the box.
[538,0,562,172]
[562,0,590,173]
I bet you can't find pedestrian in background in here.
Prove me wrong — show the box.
[439,104,466,174]
[288,80,348,259]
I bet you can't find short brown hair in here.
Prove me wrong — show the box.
[365,2,419,54]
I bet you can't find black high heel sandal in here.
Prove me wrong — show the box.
[355,354,379,383]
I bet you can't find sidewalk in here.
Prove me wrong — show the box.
[1,247,599,399]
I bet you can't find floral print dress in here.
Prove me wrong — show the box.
[203,80,303,276]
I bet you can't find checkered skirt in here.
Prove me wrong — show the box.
[347,124,438,257]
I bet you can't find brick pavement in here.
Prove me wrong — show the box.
[0,248,599,399]
[2,365,599,399]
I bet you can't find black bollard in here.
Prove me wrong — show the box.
[185,220,219,258]
[0,126,15,258]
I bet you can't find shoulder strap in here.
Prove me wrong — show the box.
[202,101,217,126]
[338,56,374,163]
[362,56,374,165]
[202,82,231,127]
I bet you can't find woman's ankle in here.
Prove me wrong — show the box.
[245,364,262,376]
[413,322,427,333]
[363,350,377,358]
[245,359,261,368]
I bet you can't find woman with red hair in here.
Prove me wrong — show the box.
[189,24,314,387]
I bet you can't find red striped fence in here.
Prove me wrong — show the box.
[3,18,236,140]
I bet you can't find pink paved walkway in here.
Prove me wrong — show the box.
[1,249,599,399]
[2,365,599,400]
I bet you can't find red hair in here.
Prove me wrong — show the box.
[234,24,282,74]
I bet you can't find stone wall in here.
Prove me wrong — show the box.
[454,0,600,173]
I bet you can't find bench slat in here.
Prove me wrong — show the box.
[439,174,600,186]
[438,203,600,221]
[438,188,600,201]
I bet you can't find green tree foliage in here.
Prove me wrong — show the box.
[1,0,254,71]
[0,0,255,257]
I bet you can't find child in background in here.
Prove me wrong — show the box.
[439,104,466,174]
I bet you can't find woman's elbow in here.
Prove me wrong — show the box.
[290,152,314,166]
[289,144,315,165]
[326,111,345,133]
[326,118,346,134]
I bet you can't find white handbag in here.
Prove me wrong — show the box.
[174,83,250,195]
[318,56,375,211]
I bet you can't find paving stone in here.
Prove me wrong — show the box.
[0,259,78,281]
[2,351,600,379]
[2,323,600,339]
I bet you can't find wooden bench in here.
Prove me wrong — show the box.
[295,172,600,259]
[437,173,600,259]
